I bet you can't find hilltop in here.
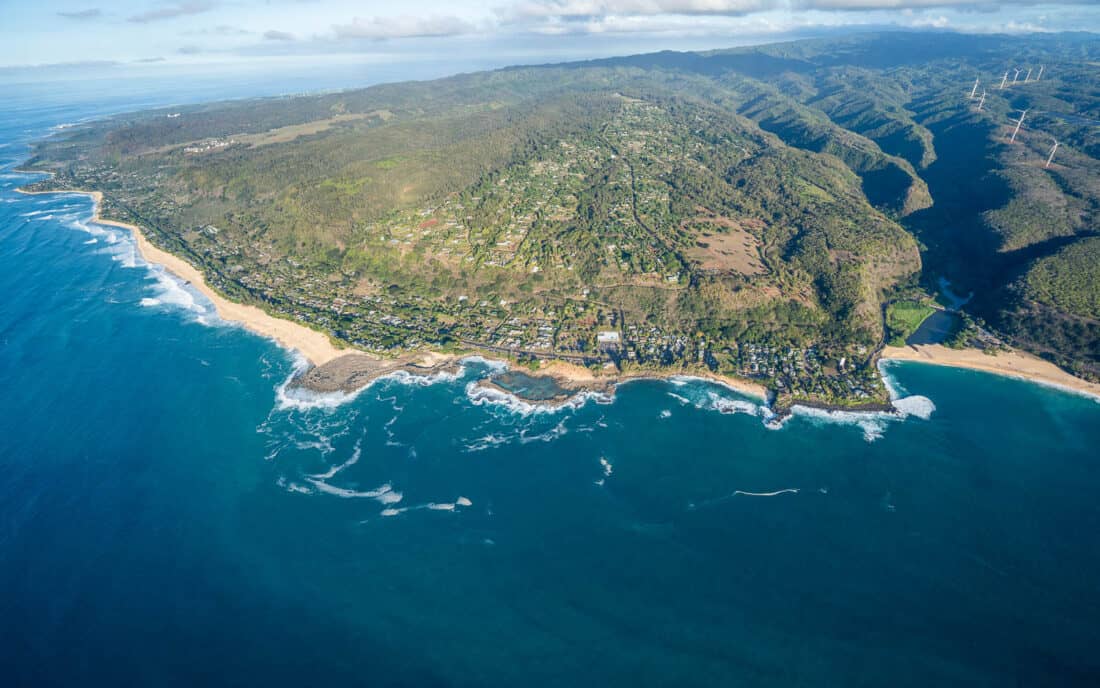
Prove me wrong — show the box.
[21,31,1100,404]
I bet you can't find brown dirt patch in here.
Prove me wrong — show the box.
[684,216,766,276]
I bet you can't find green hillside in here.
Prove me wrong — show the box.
[22,31,1100,396]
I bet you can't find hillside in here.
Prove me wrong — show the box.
[22,31,1100,399]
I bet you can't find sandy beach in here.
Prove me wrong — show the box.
[882,344,1100,399]
[17,189,1099,403]
[18,188,359,367]
[14,186,769,399]
[536,358,770,400]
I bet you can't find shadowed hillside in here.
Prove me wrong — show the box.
[23,31,1100,394]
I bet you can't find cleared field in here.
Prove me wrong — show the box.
[684,217,766,276]
[886,300,935,346]
[235,113,373,147]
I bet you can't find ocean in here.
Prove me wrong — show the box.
[2,75,1099,687]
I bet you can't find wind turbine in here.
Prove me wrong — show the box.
[999,71,1009,89]
[1036,65,1044,81]
[1012,68,1022,84]
[969,77,980,99]
[1025,67,1033,82]
[1010,109,1028,143]
[1045,138,1060,168]
[976,90,987,112]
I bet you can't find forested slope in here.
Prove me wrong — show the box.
[22,31,1100,395]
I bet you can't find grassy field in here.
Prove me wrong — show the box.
[886,300,935,346]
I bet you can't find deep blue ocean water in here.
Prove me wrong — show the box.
[2,77,1100,688]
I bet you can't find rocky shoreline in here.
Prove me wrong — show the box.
[288,351,906,419]
[24,186,1098,413]
[291,351,463,394]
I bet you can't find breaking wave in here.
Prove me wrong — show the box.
[666,386,766,419]
[140,265,207,314]
[377,365,465,388]
[788,390,936,442]
[464,380,611,416]
[274,353,364,411]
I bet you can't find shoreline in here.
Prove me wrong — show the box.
[14,186,1100,406]
[881,344,1100,400]
[16,187,361,367]
[529,359,769,401]
[14,184,774,403]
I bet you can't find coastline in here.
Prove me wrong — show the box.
[531,359,769,401]
[17,187,360,367]
[881,344,1100,399]
[15,184,772,403]
[15,187,1100,406]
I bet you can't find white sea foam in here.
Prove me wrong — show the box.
[144,266,206,313]
[877,360,908,401]
[668,382,764,418]
[308,439,362,479]
[659,409,671,419]
[276,476,313,494]
[379,496,471,517]
[273,353,364,411]
[667,374,765,401]
[378,365,465,388]
[788,405,890,442]
[458,355,508,373]
[306,479,403,503]
[518,419,569,444]
[599,456,613,477]
[464,380,611,416]
[659,366,936,441]
[789,391,935,442]
[708,393,761,416]
[690,486,802,510]
[891,394,936,420]
[732,489,799,497]
[463,433,513,452]
[274,356,470,414]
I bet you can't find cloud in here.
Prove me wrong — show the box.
[500,0,778,22]
[264,30,296,41]
[211,25,252,35]
[177,44,203,54]
[128,1,217,24]
[332,15,478,40]
[57,8,103,20]
[499,0,1095,23]
[792,0,1090,8]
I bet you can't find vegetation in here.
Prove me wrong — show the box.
[885,300,935,346]
[21,31,1100,395]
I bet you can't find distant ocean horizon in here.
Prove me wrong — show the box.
[2,74,1099,687]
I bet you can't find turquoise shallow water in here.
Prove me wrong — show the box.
[2,81,1100,687]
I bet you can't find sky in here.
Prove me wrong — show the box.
[2,0,1099,72]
